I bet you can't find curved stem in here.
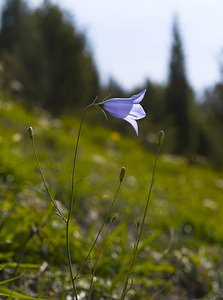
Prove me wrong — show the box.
[31,135,66,223]
[66,219,77,299]
[88,225,109,300]
[66,104,94,299]
[74,178,123,280]
[120,144,161,300]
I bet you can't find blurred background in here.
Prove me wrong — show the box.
[0,0,223,166]
[1,1,223,298]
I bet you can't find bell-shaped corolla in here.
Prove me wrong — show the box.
[103,89,146,135]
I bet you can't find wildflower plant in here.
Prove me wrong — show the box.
[28,89,164,299]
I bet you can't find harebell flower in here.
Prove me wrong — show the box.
[102,89,146,135]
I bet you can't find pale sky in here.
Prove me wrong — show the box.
[4,0,223,92]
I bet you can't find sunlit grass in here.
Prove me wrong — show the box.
[1,94,223,298]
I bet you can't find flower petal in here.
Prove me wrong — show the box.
[129,104,146,120]
[130,89,146,104]
[102,89,146,135]
[124,116,138,135]
[103,100,133,119]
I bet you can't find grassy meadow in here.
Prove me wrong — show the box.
[1,93,223,299]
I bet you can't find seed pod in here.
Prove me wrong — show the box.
[119,166,126,182]
[27,126,34,140]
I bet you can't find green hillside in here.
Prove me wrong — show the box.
[1,93,223,299]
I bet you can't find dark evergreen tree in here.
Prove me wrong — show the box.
[166,19,193,154]
[200,54,223,167]
[143,80,166,123]
[0,0,29,52]
[0,0,99,113]
[202,51,223,142]
[36,1,99,113]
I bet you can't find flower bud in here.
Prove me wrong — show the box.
[157,130,165,146]
[119,166,126,182]
[109,213,119,223]
[136,219,140,230]
[27,126,34,140]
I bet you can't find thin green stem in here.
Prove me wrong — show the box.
[88,226,109,300]
[66,104,94,300]
[31,135,67,223]
[120,143,162,300]
[74,174,123,280]
[66,219,77,299]
[69,105,93,221]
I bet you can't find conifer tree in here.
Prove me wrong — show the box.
[0,0,29,52]
[166,19,192,154]
[0,0,99,113]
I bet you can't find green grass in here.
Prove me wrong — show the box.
[0,93,223,299]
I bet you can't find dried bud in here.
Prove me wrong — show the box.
[119,166,126,182]
[157,130,165,146]
[136,219,140,230]
[27,126,34,140]
[109,212,119,223]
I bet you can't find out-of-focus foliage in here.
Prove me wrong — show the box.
[1,93,223,299]
[165,20,195,156]
[0,0,223,167]
[0,0,99,113]
[0,1,223,298]
[200,53,223,167]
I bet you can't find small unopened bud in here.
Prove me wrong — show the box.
[136,219,140,230]
[119,166,126,182]
[157,130,165,146]
[109,212,119,223]
[27,126,34,140]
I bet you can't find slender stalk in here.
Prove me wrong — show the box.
[88,226,109,300]
[120,132,164,299]
[65,219,77,299]
[66,104,95,299]
[29,128,67,223]
[74,167,125,280]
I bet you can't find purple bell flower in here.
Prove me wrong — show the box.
[103,89,146,135]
